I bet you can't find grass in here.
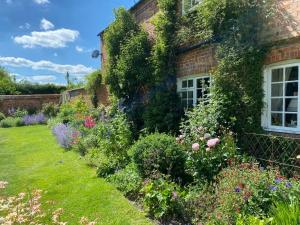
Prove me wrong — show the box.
[0,125,153,225]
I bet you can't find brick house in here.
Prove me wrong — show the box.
[99,0,300,136]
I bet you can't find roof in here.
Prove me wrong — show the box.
[97,0,147,37]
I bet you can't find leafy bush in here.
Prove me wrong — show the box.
[22,113,47,125]
[0,117,24,128]
[85,70,102,108]
[0,112,5,121]
[235,214,272,225]
[184,133,238,182]
[52,124,80,149]
[142,177,186,222]
[0,67,16,95]
[15,81,66,94]
[129,133,187,181]
[42,102,60,118]
[107,163,142,199]
[8,108,28,118]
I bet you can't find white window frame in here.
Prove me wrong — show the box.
[262,60,300,134]
[177,74,211,109]
[182,0,203,15]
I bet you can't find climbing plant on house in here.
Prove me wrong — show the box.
[143,0,183,134]
[103,7,152,134]
[177,0,275,135]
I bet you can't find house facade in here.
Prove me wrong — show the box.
[100,0,300,135]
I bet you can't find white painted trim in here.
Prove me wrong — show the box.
[262,60,300,134]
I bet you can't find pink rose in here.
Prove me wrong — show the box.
[192,143,200,151]
[207,138,220,148]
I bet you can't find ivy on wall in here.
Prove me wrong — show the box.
[177,0,275,135]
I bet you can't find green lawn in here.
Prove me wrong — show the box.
[0,125,153,225]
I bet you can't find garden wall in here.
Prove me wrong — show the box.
[0,94,61,115]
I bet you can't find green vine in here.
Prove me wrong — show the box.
[178,0,275,135]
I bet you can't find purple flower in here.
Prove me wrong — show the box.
[234,187,241,193]
[285,182,292,188]
[269,185,278,191]
[52,124,80,149]
[274,178,282,184]
[22,113,46,125]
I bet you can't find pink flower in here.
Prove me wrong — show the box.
[84,116,96,128]
[207,138,220,148]
[192,143,200,151]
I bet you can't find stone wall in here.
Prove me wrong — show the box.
[0,94,61,115]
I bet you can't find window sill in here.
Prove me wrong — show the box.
[263,127,300,135]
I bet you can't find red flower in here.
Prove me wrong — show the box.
[84,116,96,128]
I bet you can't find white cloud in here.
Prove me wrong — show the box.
[31,75,56,82]
[19,23,31,30]
[0,56,94,75]
[13,28,79,48]
[75,46,83,52]
[33,0,50,5]
[40,18,54,31]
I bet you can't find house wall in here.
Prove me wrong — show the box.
[0,94,61,115]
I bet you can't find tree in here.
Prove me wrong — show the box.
[0,67,16,95]
[85,70,102,108]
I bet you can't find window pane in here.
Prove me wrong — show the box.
[197,89,203,99]
[285,114,297,128]
[181,99,187,107]
[271,113,283,126]
[197,79,203,88]
[285,98,298,112]
[271,83,283,96]
[272,68,283,82]
[181,91,187,99]
[271,99,283,111]
[286,66,298,81]
[188,80,193,88]
[188,100,193,107]
[188,91,193,98]
[285,82,298,96]
[182,80,187,88]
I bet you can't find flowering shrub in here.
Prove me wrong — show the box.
[0,181,97,224]
[52,124,80,149]
[184,132,238,182]
[142,177,186,222]
[22,113,47,125]
[129,133,187,182]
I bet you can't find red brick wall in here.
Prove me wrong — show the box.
[0,95,61,115]
[265,40,300,65]
[176,46,217,77]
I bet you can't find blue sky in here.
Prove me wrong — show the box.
[0,0,137,85]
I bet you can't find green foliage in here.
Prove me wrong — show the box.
[42,102,59,118]
[107,163,143,199]
[85,70,102,108]
[0,117,24,128]
[0,112,6,121]
[236,214,272,225]
[129,133,187,181]
[15,81,66,94]
[104,8,151,101]
[184,133,238,182]
[0,67,16,95]
[143,87,183,134]
[270,200,300,225]
[142,176,186,221]
[177,0,275,135]
[11,108,28,118]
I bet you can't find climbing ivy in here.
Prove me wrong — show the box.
[177,0,275,135]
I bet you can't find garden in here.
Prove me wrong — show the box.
[1,0,300,224]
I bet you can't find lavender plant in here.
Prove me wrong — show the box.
[22,113,47,125]
[52,124,80,149]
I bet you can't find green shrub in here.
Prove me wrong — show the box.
[235,214,272,225]
[184,133,238,182]
[0,112,5,121]
[42,102,59,118]
[142,176,186,222]
[129,133,187,181]
[0,117,24,128]
[107,163,142,199]
[11,108,28,118]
